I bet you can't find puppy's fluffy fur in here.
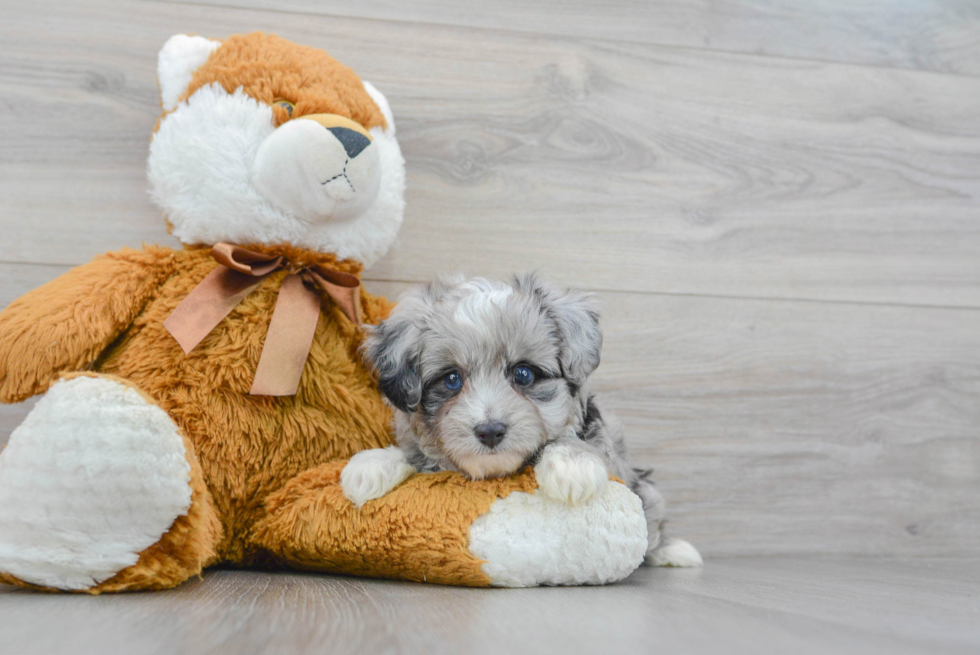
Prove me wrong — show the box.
[341,273,701,567]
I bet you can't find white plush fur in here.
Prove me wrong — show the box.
[148,77,405,267]
[469,482,648,587]
[362,81,395,135]
[340,446,416,507]
[649,539,704,568]
[534,441,610,505]
[0,377,192,590]
[157,34,221,112]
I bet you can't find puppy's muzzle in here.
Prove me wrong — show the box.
[474,421,507,449]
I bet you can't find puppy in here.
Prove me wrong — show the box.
[341,273,701,567]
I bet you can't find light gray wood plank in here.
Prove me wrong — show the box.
[1,0,979,307]
[1,559,978,655]
[168,0,980,77]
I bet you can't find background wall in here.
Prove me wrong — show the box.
[1,0,978,558]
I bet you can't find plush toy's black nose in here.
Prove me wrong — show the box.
[327,126,371,159]
[474,421,507,448]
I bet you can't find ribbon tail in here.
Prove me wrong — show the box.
[164,266,267,354]
[250,274,322,396]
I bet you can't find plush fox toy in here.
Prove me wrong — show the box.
[0,33,649,592]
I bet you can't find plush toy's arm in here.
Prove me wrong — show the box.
[251,461,649,587]
[0,247,176,403]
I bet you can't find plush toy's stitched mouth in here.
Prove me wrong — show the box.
[316,126,371,191]
[320,157,355,191]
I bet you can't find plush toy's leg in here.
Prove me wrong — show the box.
[0,373,222,593]
[250,461,649,587]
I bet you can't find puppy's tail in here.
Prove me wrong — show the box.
[647,538,703,568]
[632,467,703,568]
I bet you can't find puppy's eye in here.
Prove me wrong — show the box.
[444,371,463,391]
[513,365,535,387]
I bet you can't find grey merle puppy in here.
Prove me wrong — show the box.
[340,272,701,567]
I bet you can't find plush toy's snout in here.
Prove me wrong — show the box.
[252,112,382,224]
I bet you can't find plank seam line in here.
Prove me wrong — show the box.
[4,264,978,312]
[360,277,980,313]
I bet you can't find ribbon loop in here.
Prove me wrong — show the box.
[163,243,362,396]
[211,243,284,276]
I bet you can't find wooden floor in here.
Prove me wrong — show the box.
[1,0,978,652]
[1,558,978,655]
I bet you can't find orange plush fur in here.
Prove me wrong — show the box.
[182,32,387,131]
[0,242,543,593]
[0,36,542,592]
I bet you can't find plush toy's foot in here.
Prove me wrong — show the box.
[0,374,221,592]
[252,462,648,587]
[467,479,650,586]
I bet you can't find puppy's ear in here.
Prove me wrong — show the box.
[362,318,423,413]
[515,272,602,390]
[362,276,456,412]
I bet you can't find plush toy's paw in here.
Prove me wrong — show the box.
[533,442,609,505]
[254,464,648,588]
[340,446,416,508]
[469,479,649,587]
[648,539,704,568]
[0,375,193,591]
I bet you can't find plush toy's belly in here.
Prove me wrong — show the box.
[94,248,393,563]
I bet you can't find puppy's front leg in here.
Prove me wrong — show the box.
[534,439,610,505]
[341,446,417,507]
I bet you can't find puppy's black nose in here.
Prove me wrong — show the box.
[474,421,507,448]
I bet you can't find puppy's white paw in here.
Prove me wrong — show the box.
[341,446,416,508]
[534,443,609,505]
[648,539,703,568]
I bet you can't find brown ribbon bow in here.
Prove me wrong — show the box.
[163,243,362,396]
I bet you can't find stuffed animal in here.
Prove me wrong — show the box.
[0,32,649,592]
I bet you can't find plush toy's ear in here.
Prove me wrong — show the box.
[157,34,221,111]
[362,81,396,135]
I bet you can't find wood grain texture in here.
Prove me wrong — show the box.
[166,0,980,77]
[2,0,979,307]
[1,560,978,655]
